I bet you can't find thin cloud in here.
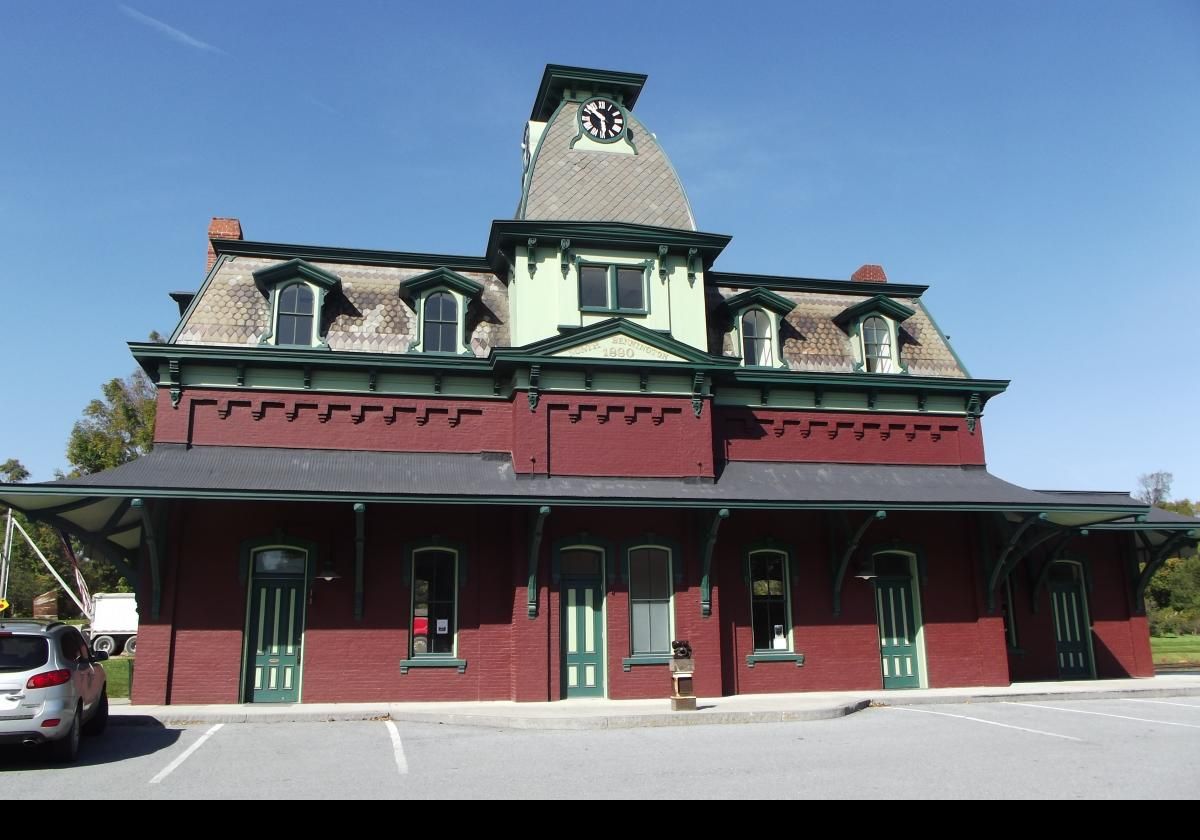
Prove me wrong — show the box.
[118,4,225,54]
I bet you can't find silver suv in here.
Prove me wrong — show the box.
[0,619,109,762]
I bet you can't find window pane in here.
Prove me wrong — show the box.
[255,548,306,575]
[561,549,601,576]
[648,601,670,653]
[277,313,312,345]
[742,311,773,366]
[750,552,788,651]
[0,636,49,671]
[616,267,644,310]
[648,550,670,600]
[413,550,456,657]
[632,603,651,654]
[580,266,608,308]
[279,284,298,312]
[630,550,650,599]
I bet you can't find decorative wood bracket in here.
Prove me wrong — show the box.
[560,239,571,277]
[131,499,161,620]
[658,245,669,282]
[527,237,538,277]
[687,247,698,285]
[368,369,377,392]
[303,366,312,390]
[985,512,1048,611]
[168,360,181,408]
[353,502,365,621]
[527,506,551,618]
[691,372,706,417]
[831,510,887,617]
[528,365,541,411]
[235,364,245,387]
[965,392,982,433]
[700,508,730,617]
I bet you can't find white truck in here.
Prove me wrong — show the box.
[87,592,139,655]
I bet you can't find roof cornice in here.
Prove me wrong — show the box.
[708,271,928,298]
[211,239,494,273]
[531,65,648,121]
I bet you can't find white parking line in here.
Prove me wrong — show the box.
[1127,699,1200,710]
[384,721,409,776]
[884,706,1081,741]
[149,723,224,785]
[1007,702,1200,729]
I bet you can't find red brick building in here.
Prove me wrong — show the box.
[3,66,1195,705]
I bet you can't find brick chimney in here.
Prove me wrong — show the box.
[851,264,887,284]
[206,217,243,273]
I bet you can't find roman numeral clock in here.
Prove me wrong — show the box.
[579,97,626,142]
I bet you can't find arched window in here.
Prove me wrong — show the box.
[275,284,315,346]
[748,549,791,652]
[411,547,458,657]
[741,309,774,367]
[423,292,459,353]
[862,316,893,372]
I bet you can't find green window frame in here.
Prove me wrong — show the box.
[740,308,775,367]
[274,282,317,347]
[422,291,460,354]
[577,260,650,316]
[861,315,894,373]
[410,547,458,658]
[748,549,792,652]
[628,546,673,656]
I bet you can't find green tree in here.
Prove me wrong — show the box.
[1144,493,1200,636]
[65,369,156,476]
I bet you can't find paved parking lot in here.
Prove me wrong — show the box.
[3,697,1198,798]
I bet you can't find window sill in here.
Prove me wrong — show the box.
[622,655,672,671]
[745,652,805,668]
[399,658,467,674]
[580,307,648,317]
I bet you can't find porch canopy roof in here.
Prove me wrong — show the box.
[4,445,1189,562]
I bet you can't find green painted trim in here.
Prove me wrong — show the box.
[867,540,930,587]
[404,541,466,660]
[576,258,651,316]
[253,258,342,295]
[530,65,647,121]
[169,291,195,316]
[987,513,1048,607]
[552,534,616,585]
[399,267,485,300]
[238,533,320,586]
[726,368,1009,402]
[1135,531,1194,613]
[402,539,468,587]
[169,254,229,344]
[496,317,736,368]
[619,536,683,586]
[130,499,161,620]
[622,655,671,671]
[399,658,467,674]
[517,100,568,220]
[745,652,805,668]
[488,220,731,275]
[745,544,796,653]
[212,238,492,272]
[34,496,108,517]
[708,271,929,298]
[527,505,551,619]
[353,502,365,622]
[832,295,916,329]
[831,510,887,617]
[574,96,629,145]
[718,287,796,317]
[917,301,972,379]
[700,508,729,617]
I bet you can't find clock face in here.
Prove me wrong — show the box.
[580,98,625,142]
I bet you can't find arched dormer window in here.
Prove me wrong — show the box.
[741,309,774,367]
[253,258,342,349]
[423,292,459,353]
[862,315,892,373]
[717,288,795,369]
[833,294,916,375]
[400,267,485,355]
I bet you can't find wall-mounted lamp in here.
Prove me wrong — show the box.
[853,556,877,581]
[317,557,341,582]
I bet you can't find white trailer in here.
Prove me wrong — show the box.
[87,592,139,655]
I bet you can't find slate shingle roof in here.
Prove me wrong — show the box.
[521,107,696,230]
[176,257,508,355]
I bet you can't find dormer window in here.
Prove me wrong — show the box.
[253,259,342,349]
[718,288,795,369]
[862,316,892,373]
[276,283,316,346]
[741,310,774,367]
[833,294,916,375]
[400,267,485,355]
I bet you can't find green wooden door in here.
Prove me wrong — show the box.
[246,576,306,703]
[562,578,604,698]
[875,576,921,689]
[1051,579,1091,679]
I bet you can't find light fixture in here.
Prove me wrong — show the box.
[317,558,341,582]
[853,556,877,581]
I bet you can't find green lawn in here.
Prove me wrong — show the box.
[102,656,133,699]
[1151,635,1200,665]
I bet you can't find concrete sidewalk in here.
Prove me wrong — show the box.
[109,674,1200,730]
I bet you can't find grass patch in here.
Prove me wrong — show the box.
[1151,635,1200,665]
[102,656,133,699]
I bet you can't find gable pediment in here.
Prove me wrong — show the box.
[500,318,734,367]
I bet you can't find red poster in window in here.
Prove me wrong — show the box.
[413,617,428,636]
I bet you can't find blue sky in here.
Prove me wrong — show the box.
[1,2,1197,500]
